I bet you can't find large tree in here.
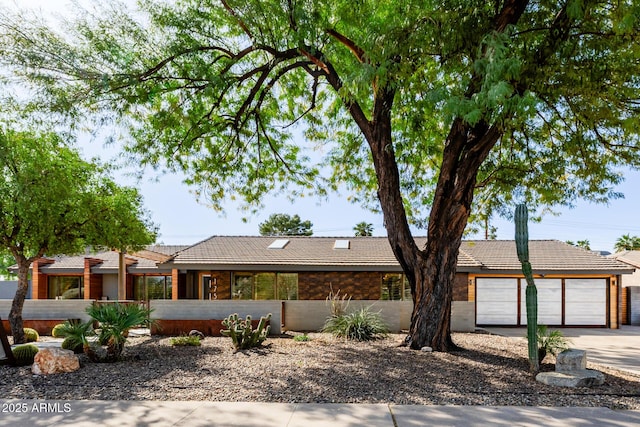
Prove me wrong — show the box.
[0,126,157,343]
[259,213,313,236]
[0,1,638,350]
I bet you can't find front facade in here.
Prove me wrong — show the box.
[22,237,633,329]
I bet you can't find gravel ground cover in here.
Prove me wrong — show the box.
[1,332,638,409]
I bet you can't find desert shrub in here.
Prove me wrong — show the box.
[23,328,39,343]
[537,325,571,363]
[326,286,351,317]
[12,344,39,366]
[293,333,311,342]
[170,335,202,346]
[221,313,271,350]
[322,306,388,341]
[85,302,155,362]
[54,319,93,354]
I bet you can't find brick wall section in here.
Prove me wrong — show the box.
[84,258,103,300]
[298,271,382,300]
[453,273,469,301]
[621,286,629,325]
[31,259,55,299]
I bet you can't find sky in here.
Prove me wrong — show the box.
[4,0,640,253]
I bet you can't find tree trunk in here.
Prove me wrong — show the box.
[9,260,30,344]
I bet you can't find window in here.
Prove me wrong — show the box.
[381,273,411,301]
[232,272,298,300]
[133,275,172,300]
[48,276,83,299]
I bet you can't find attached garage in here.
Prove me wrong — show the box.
[476,277,609,327]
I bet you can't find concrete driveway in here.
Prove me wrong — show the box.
[483,325,640,376]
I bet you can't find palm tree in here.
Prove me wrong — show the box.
[614,234,640,252]
[353,222,373,237]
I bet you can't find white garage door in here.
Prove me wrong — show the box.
[476,278,518,325]
[565,279,607,325]
[520,279,562,326]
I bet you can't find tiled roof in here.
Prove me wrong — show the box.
[166,236,412,268]
[610,250,640,268]
[38,250,171,273]
[31,238,632,274]
[164,236,630,273]
[460,240,632,273]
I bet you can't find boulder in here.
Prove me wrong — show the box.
[32,347,80,375]
[536,348,604,388]
[556,349,587,373]
[536,370,605,387]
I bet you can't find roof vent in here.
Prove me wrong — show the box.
[268,239,290,249]
[334,239,350,250]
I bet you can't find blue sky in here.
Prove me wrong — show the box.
[5,0,640,253]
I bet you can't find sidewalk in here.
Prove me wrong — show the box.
[1,401,640,427]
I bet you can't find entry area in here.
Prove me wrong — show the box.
[476,277,608,327]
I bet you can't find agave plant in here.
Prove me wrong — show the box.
[84,302,154,362]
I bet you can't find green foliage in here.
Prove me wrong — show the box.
[54,319,93,354]
[322,306,389,341]
[614,234,640,252]
[0,126,157,343]
[169,335,202,347]
[22,328,39,343]
[537,325,571,364]
[12,344,39,366]
[515,204,539,373]
[220,313,271,350]
[353,222,373,237]
[85,303,154,362]
[293,333,311,342]
[258,214,313,236]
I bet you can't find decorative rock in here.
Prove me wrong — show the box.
[536,369,605,387]
[189,330,205,340]
[421,346,433,352]
[556,349,587,373]
[32,348,80,375]
[536,348,604,388]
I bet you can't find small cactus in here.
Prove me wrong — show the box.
[51,323,66,338]
[12,344,39,366]
[220,313,271,350]
[23,328,39,343]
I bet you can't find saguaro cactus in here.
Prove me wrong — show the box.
[515,203,539,373]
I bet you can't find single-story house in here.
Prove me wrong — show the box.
[609,251,640,325]
[15,237,633,329]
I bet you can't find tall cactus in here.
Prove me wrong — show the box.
[515,204,539,373]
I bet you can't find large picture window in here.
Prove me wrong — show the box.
[381,273,411,301]
[232,273,298,300]
[133,275,172,300]
[48,276,83,299]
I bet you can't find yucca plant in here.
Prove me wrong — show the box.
[85,302,154,362]
[322,306,388,341]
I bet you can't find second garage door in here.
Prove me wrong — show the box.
[477,278,608,326]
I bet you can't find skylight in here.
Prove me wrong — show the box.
[334,239,350,250]
[268,239,290,249]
